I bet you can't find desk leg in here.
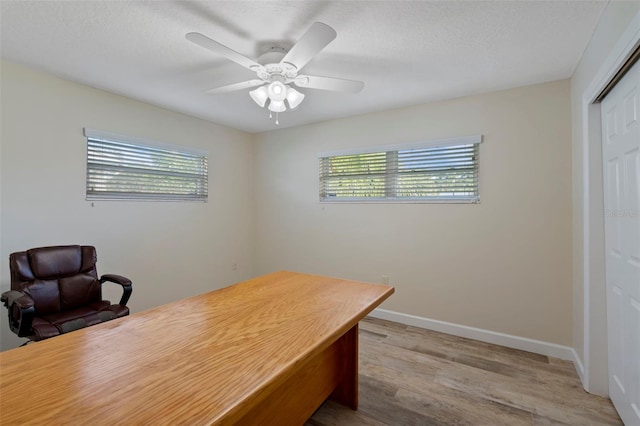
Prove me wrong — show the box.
[329,323,358,409]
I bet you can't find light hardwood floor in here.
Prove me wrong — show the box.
[307,317,621,426]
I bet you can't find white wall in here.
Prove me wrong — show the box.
[253,80,573,346]
[0,61,255,350]
[571,2,640,395]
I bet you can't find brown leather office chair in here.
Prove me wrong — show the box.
[1,245,132,342]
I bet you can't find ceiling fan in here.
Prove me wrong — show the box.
[186,22,364,125]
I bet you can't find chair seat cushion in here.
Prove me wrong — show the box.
[31,317,61,341]
[31,302,129,341]
[103,304,129,318]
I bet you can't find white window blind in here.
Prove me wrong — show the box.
[319,136,481,203]
[85,129,208,202]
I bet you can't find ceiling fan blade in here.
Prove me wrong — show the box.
[186,32,264,72]
[294,75,364,93]
[280,22,336,71]
[203,79,265,95]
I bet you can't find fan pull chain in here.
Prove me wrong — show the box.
[266,110,280,126]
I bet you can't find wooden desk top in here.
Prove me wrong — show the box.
[0,271,393,425]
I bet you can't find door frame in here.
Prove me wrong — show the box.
[579,10,640,395]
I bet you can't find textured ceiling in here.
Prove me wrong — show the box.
[1,1,606,133]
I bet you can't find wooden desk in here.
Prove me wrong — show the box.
[0,271,393,425]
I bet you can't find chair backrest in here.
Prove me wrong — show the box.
[9,245,102,315]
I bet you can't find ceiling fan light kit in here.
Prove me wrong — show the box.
[186,22,364,126]
[249,85,268,108]
[286,87,305,109]
[268,100,286,113]
[249,81,305,112]
[266,80,286,101]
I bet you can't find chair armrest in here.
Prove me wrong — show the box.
[100,274,132,306]
[1,290,36,337]
[1,290,35,310]
[1,290,36,309]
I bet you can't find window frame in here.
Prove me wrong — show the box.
[84,128,209,202]
[318,135,482,204]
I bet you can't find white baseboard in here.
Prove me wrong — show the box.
[368,308,576,362]
[572,348,586,383]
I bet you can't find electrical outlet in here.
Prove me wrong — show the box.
[382,275,389,285]
[232,263,237,271]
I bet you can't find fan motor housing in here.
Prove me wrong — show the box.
[255,46,298,80]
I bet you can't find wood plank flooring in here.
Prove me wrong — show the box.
[307,317,621,426]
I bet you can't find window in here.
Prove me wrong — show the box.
[85,129,208,202]
[319,135,481,203]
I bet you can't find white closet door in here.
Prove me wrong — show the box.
[601,58,640,425]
